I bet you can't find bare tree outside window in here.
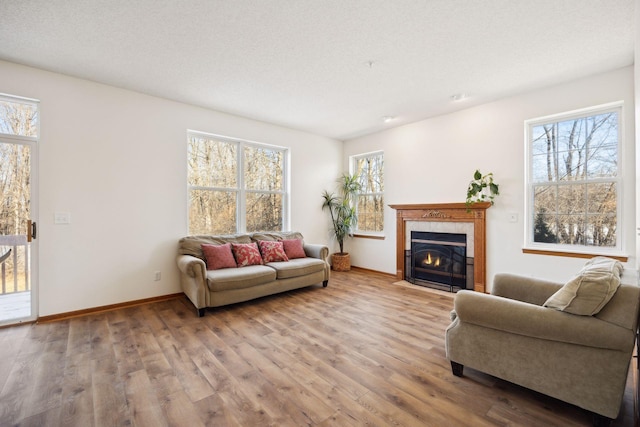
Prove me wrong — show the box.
[188,136,238,234]
[353,152,384,233]
[0,98,38,293]
[529,108,619,248]
[0,100,38,137]
[244,146,284,232]
[187,133,287,235]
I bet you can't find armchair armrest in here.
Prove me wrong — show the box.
[492,273,563,306]
[303,243,329,261]
[453,290,633,351]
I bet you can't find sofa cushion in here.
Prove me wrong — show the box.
[544,256,623,315]
[257,240,289,263]
[206,265,276,292]
[178,234,252,260]
[232,242,263,267]
[266,257,325,279]
[201,243,237,270]
[282,238,306,259]
[250,231,304,242]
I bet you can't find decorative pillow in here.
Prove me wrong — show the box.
[201,243,237,270]
[257,240,289,263]
[543,256,623,315]
[282,238,306,259]
[231,242,263,267]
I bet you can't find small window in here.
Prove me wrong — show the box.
[0,94,39,138]
[187,132,288,235]
[525,103,622,253]
[351,151,384,233]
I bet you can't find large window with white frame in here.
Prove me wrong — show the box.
[525,103,622,254]
[187,131,288,235]
[351,151,384,234]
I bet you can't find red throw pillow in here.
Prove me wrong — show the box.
[201,243,237,270]
[231,242,263,267]
[258,240,289,263]
[282,239,306,259]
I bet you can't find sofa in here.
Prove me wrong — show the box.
[177,231,330,316]
[445,257,640,426]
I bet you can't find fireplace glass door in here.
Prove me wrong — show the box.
[411,231,466,290]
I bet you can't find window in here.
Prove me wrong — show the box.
[525,103,622,253]
[351,151,384,233]
[0,95,38,138]
[187,132,288,235]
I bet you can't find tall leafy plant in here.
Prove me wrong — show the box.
[321,174,361,255]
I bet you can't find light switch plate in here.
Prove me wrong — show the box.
[54,212,71,224]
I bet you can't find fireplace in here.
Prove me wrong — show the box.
[390,202,490,293]
[409,231,469,291]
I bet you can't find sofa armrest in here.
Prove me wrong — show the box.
[177,254,207,310]
[492,273,563,306]
[453,290,633,351]
[303,243,329,261]
[177,254,206,278]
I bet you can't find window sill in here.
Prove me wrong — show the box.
[353,233,385,240]
[522,247,628,262]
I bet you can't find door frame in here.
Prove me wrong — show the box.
[0,93,39,325]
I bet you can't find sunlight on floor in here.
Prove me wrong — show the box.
[0,292,31,323]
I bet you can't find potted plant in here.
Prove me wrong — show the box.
[321,173,361,271]
[466,169,499,210]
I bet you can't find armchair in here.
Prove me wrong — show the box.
[445,272,639,426]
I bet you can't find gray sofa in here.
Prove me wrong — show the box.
[177,231,330,316]
[445,268,640,425]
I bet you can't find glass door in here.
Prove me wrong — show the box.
[0,95,38,325]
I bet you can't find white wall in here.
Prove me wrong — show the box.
[0,60,342,316]
[345,66,636,286]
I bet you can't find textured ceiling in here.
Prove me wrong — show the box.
[0,0,634,140]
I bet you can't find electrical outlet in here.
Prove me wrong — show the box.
[154,271,161,281]
[508,213,518,223]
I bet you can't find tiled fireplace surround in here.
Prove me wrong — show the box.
[390,202,491,293]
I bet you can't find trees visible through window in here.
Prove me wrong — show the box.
[187,132,287,235]
[0,94,38,295]
[0,97,38,137]
[352,151,384,233]
[527,104,621,250]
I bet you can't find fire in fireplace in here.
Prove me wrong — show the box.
[410,231,467,291]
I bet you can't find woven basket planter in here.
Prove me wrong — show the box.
[331,253,351,272]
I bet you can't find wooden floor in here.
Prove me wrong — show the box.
[0,269,634,426]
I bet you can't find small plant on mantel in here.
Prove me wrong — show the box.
[466,170,499,211]
[321,173,361,271]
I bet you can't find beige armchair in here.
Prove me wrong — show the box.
[445,272,639,426]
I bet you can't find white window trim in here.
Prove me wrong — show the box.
[350,150,385,237]
[523,101,625,257]
[187,130,290,233]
